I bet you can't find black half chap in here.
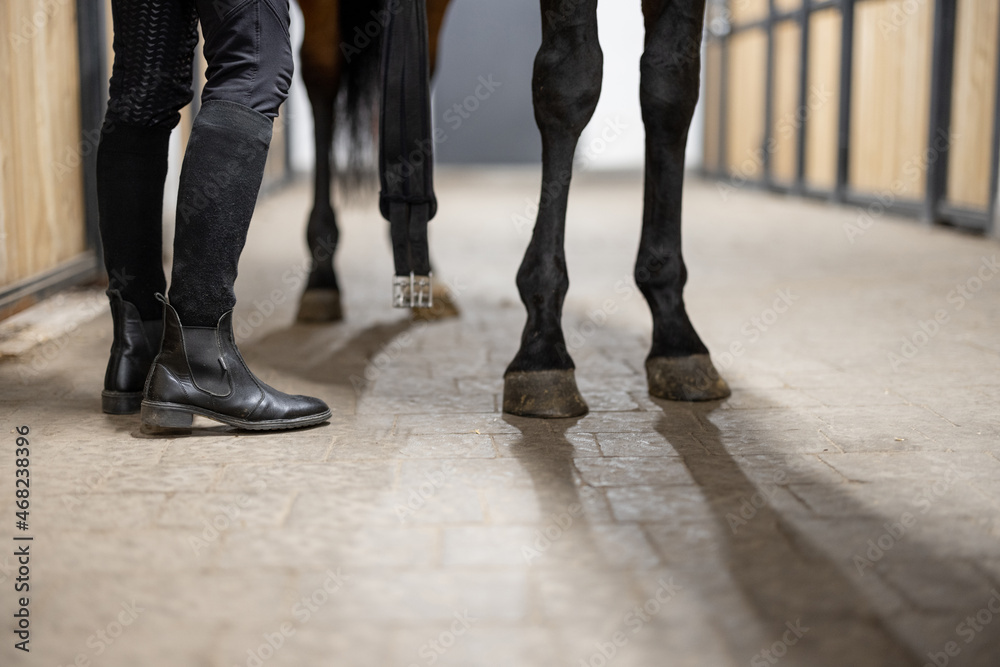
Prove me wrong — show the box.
[97,0,293,325]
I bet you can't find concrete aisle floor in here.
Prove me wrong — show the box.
[1,168,999,667]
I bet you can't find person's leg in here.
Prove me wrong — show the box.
[143,0,330,431]
[97,0,199,414]
[167,0,293,325]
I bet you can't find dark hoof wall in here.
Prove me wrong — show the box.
[102,390,142,415]
[297,289,343,322]
[503,369,589,419]
[411,284,461,322]
[646,354,731,401]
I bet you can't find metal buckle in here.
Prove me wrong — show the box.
[392,273,433,308]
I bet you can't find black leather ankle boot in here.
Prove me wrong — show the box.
[141,298,331,432]
[103,290,162,414]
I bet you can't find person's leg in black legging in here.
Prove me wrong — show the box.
[97,0,198,414]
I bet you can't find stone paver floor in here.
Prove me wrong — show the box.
[1,168,999,666]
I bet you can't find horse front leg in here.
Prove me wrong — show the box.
[503,0,602,418]
[637,0,729,400]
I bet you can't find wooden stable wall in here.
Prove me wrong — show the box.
[702,0,1000,234]
[0,1,89,292]
[0,0,293,320]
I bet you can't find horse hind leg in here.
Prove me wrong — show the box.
[637,0,729,400]
[502,0,602,418]
[297,0,343,322]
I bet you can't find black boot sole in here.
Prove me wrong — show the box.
[140,400,331,434]
[102,390,143,415]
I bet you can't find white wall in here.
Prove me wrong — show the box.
[578,0,705,171]
[283,1,706,171]
[287,2,314,174]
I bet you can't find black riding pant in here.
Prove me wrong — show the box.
[104,0,293,128]
[98,0,293,322]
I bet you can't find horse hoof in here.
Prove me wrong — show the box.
[645,354,731,401]
[297,289,343,322]
[503,369,589,418]
[411,283,461,322]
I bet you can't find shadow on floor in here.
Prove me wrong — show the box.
[654,398,999,666]
[245,317,416,390]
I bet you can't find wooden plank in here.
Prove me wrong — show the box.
[849,0,933,198]
[774,0,802,13]
[0,0,87,289]
[726,28,768,180]
[805,8,841,190]
[703,41,723,171]
[771,20,801,184]
[730,0,769,26]
[946,0,999,210]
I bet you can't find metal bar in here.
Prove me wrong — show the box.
[718,29,729,174]
[925,0,957,224]
[834,0,855,201]
[0,253,100,322]
[727,0,838,34]
[989,2,1000,237]
[794,0,811,192]
[843,191,926,218]
[74,0,108,259]
[936,203,990,232]
[762,0,776,185]
[810,0,839,11]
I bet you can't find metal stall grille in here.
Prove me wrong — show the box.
[701,0,1000,235]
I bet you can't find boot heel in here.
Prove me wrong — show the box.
[141,402,194,434]
[102,391,143,415]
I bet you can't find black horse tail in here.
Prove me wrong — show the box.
[336,0,385,193]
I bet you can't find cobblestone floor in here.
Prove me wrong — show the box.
[1,168,999,667]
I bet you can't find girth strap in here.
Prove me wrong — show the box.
[379,0,437,292]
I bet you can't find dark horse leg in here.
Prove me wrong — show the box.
[638,0,729,400]
[297,0,343,322]
[503,0,602,418]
